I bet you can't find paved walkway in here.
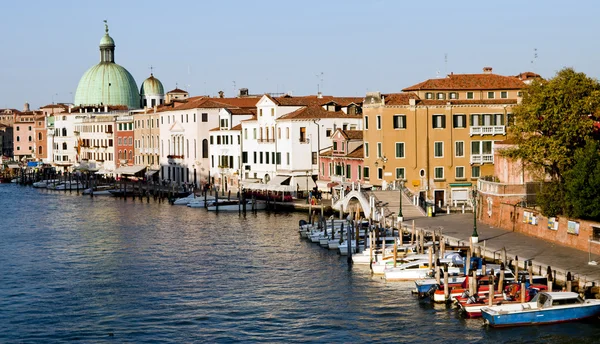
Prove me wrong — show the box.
[406,213,600,286]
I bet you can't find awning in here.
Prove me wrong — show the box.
[145,169,159,177]
[95,168,113,175]
[267,175,292,186]
[114,165,146,175]
[316,180,331,192]
[7,164,20,169]
[294,175,316,191]
[27,161,39,167]
[450,182,473,187]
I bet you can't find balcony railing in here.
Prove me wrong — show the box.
[470,154,494,164]
[470,126,505,136]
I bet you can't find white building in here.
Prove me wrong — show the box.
[241,94,363,193]
[208,107,255,191]
[157,96,258,187]
[50,112,79,171]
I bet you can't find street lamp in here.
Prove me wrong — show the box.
[306,170,310,203]
[398,179,404,223]
[471,185,479,243]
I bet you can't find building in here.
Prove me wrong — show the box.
[133,108,161,172]
[34,111,48,162]
[74,22,140,110]
[362,67,527,206]
[140,74,165,108]
[318,129,364,186]
[13,110,39,161]
[241,94,363,193]
[115,114,134,167]
[75,105,129,173]
[165,88,189,104]
[40,104,68,164]
[208,107,255,191]
[157,96,258,186]
[0,108,17,157]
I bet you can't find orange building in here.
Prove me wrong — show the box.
[362,67,530,206]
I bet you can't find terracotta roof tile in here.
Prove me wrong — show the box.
[230,123,242,130]
[167,88,188,94]
[338,129,363,140]
[273,95,363,107]
[402,73,526,91]
[383,93,420,105]
[347,145,364,159]
[320,149,332,157]
[278,105,362,120]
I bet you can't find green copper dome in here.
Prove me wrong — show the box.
[73,22,140,110]
[140,74,164,96]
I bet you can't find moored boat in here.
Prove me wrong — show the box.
[481,292,600,327]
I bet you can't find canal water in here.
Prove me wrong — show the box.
[1,184,599,343]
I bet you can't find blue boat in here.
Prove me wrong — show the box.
[481,291,600,327]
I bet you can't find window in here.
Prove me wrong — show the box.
[259,152,263,164]
[396,167,405,179]
[425,92,433,99]
[333,141,338,151]
[271,108,274,116]
[377,168,383,179]
[517,91,523,97]
[432,115,446,129]
[326,129,332,137]
[501,91,508,99]
[364,142,369,158]
[466,92,474,99]
[592,227,600,242]
[456,166,465,179]
[276,152,281,164]
[202,139,208,158]
[393,115,406,129]
[346,164,351,179]
[363,166,370,179]
[395,142,405,158]
[471,141,480,155]
[376,115,382,130]
[244,129,248,140]
[434,167,444,180]
[286,152,290,165]
[507,113,515,127]
[278,127,281,139]
[436,92,445,100]
[210,136,214,145]
[259,109,263,116]
[434,142,444,158]
[253,152,257,163]
[253,128,257,139]
[286,128,289,139]
[312,152,317,165]
[358,165,362,180]
[202,113,208,122]
[242,152,248,163]
[495,114,504,126]
[471,166,480,178]
[364,116,369,130]
[455,141,464,157]
[299,127,306,142]
[487,92,495,99]
[377,142,382,158]
[449,92,458,100]
[470,114,481,126]
[265,152,269,164]
[453,114,466,128]
[193,113,196,122]
[38,133,42,140]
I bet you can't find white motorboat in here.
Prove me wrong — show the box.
[173,193,196,205]
[384,258,463,281]
[53,181,85,190]
[33,179,59,188]
[82,186,116,195]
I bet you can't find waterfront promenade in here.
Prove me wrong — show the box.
[409,213,600,287]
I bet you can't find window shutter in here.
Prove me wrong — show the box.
[441,115,446,128]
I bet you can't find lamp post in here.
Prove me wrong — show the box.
[471,185,479,243]
[398,179,404,224]
[306,170,310,203]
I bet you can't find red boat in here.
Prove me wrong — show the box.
[457,284,548,318]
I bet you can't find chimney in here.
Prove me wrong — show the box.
[218,90,224,98]
[483,67,493,74]
[23,102,30,112]
[104,105,108,113]
[317,91,323,99]
[409,98,416,106]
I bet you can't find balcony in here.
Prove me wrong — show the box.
[470,126,505,136]
[470,154,494,164]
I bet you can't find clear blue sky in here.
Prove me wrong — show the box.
[0,0,598,109]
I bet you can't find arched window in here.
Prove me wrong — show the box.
[118,150,122,159]
[62,128,67,136]
[28,136,32,142]
[129,150,132,161]
[38,146,42,154]
[202,139,208,158]
[186,139,189,158]
[38,133,42,140]
[62,142,67,150]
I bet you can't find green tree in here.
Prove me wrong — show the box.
[563,140,600,221]
[503,68,600,182]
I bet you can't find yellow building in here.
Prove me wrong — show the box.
[362,67,531,206]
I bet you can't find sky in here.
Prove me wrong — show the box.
[0,0,598,110]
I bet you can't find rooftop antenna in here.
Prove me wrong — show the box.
[530,48,538,71]
[149,65,154,76]
[316,72,324,94]
[233,81,236,94]
[444,53,448,76]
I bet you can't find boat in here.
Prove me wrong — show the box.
[50,181,85,190]
[206,199,267,211]
[384,258,463,281]
[33,179,59,188]
[458,284,547,318]
[481,292,600,327]
[82,186,116,195]
[173,193,197,205]
[187,197,215,208]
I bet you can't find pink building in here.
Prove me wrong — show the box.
[318,129,364,187]
[493,140,538,184]
[13,111,39,161]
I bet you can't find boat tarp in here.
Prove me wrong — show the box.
[27,161,39,167]
[114,165,147,175]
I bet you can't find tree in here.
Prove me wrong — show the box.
[563,140,600,221]
[503,68,600,183]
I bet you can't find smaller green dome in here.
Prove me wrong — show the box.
[100,33,115,47]
[141,74,165,96]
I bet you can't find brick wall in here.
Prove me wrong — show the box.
[479,191,600,256]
